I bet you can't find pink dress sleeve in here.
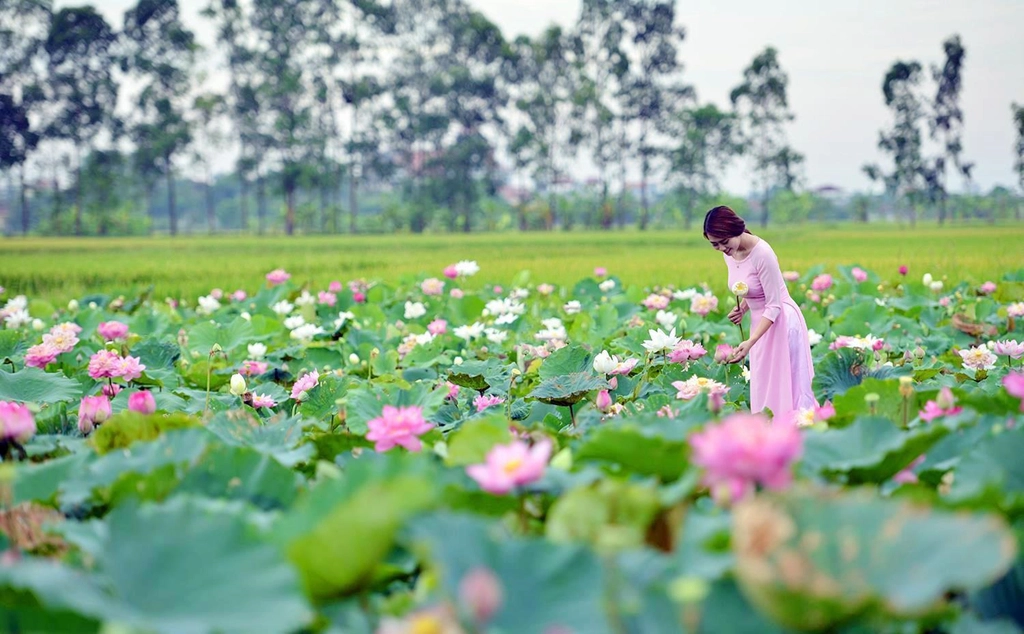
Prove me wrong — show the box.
[753,245,785,323]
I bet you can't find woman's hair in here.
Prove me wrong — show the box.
[702,205,751,240]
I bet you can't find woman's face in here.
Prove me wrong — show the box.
[707,234,741,256]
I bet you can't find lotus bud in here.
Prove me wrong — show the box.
[913,346,926,360]
[67,299,80,311]
[458,567,503,624]
[230,373,247,396]
[128,390,157,414]
[348,353,360,364]
[898,376,914,398]
[595,390,613,412]
[935,387,956,410]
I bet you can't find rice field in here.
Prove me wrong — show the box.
[2,223,1022,302]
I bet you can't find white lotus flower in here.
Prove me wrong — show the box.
[454,260,480,277]
[247,343,267,359]
[272,300,294,316]
[454,322,485,341]
[563,300,582,314]
[334,311,356,329]
[404,301,427,319]
[655,310,676,330]
[290,323,325,342]
[230,373,247,396]
[642,327,681,353]
[283,315,306,330]
[593,350,618,374]
[197,295,221,315]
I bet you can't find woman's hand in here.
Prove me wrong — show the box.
[728,340,753,364]
[727,300,747,325]
[727,305,744,325]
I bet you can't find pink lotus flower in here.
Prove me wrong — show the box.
[43,324,80,352]
[811,274,833,292]
[993,340,1024,359]
[851,267,868,283]
[466,438,552,495]
[252,393,277,409]
[290,370,319,401]
[939,296,951,307]
[782,271,800,282]
[892,454,926,485]
[88,350,122,379]
[97,321,129,342]
[595,389,613,412]
[317,291,337,307]
[444,381,460,401]
[366,405,434,452]
[537,283,554,296]
[114,355,146,382]
[449,288,464,299]
[689,413,803,504]
[918,387,962,421]
[328,281,342,293]
[0,401,36,442]
[667,339,707,364]
[443,265,459,279]
[240,360,268,377]
[353,291,367,304]
[210,288,224,300]
[1004,371,1024,411]
[690,293,718,317]
[102,383,123,399]
[421,278,445,296]
[78,395,111,435]
[814,401,836,422]
[899,265,908,276]
[980,281,997,295]
[266,269,291,285]
[609,358,639,375]
[427,318,448,335]
[128,390,156,414]
[474,394,505,413]
[492,285,502,294]
[458,567,504,625]
[231,289,247,302]
[714,344,734,363]
[594,267,607,277]
[25,343,60,369]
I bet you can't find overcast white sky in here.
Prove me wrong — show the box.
[65,0,1024,194]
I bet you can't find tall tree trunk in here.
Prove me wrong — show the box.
[239,173,249,232]
[285,180,295,236]
[256,171,266,235]
[348,160,358,234]
[166,158,178,236]
[74,147,83,236]
[206,166,215,234]
[19,165,30,236]
[760,188,770,228]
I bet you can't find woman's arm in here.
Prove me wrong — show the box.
[728,247,785,363]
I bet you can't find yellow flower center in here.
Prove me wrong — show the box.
[502,458,523,474]
[410,615,444,634]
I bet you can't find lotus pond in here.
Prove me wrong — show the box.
[1,262,1024,633]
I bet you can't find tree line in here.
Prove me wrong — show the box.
[1,0,1022,236]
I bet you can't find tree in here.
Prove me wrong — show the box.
[43,6,119,236]
[251,0,322,236]
[123,0,197,235]
[865,61,926,226]
[573,0,628,229]
[668,103,741,229]
[191,93,227,233]
[617,0,691,230]
[1013,103,1024,198]
[927,34,971,224]
[508,26,580,229]
[0,0,51,235]
[730,47,803,228]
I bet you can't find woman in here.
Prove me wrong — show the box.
[703,205,818,419]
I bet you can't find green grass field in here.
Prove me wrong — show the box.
[2,223,1022,302]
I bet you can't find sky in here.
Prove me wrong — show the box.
[62,0,1024,195]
